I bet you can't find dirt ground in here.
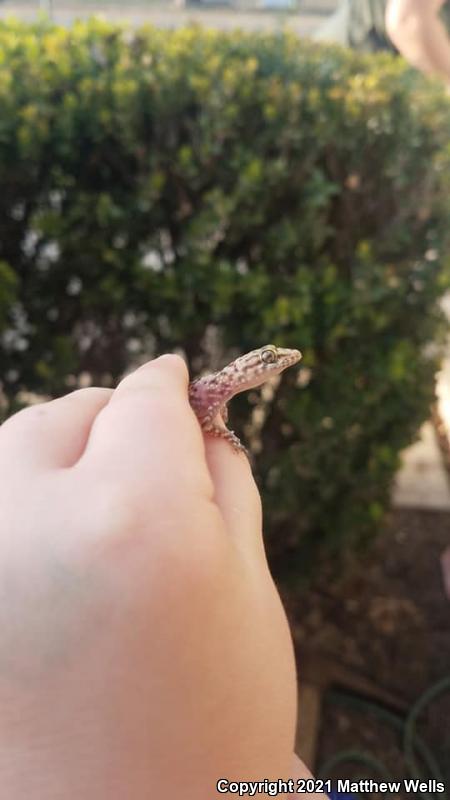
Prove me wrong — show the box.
[281,509,450,790]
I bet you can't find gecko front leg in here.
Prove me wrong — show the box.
[199,404,247,453]
[202,419,248,454]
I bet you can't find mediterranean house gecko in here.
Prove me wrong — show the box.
[188,345,302,452]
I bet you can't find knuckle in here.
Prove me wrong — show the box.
[0,402,48,433]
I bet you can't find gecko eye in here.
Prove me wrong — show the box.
[261,347,277,365]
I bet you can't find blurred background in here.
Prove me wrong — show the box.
[3,0,338,12]
[0,0,450,791]
[1,0,338,33]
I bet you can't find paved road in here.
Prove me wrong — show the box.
[0,2,326,35]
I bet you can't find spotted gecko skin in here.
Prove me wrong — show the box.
[188,345,302,453]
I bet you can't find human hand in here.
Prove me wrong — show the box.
[0,355,300,799]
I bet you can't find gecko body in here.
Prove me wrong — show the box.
[188,345,302,452]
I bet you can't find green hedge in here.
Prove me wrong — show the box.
[1,19,450,574]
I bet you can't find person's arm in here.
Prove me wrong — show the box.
[386,0,450,86]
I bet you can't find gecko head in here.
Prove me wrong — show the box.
[259,344,302,372]
[231,345,302,389]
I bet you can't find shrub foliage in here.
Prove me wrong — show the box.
[1,19,450,572]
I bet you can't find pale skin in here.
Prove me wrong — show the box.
[386,0,450,89]
[0,354,322,799]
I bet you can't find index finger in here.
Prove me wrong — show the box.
[77,355,215,502]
